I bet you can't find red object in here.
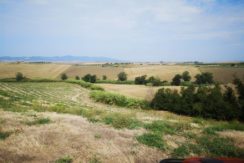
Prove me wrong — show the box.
[183,157,244,163]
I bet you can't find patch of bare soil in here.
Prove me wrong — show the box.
[0,111,166,163]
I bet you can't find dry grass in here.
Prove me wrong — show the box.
[0,111,165,163]
[124,65,200,81]
[96,84,182,101]
[64,65,123,80]
[200,67,244,83]
[0,63,71,79]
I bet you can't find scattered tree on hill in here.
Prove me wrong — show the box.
[75,76,80,80]
[61,73,68,80]
[90,75,97,83]
[82,74,97,83]
[102,75,107,80]
[117,72,127,81]
[171,74,182,86]
[82,74,92,82]
[195,72,214,84]
[147,76,161,86]
[182,71,191,81]
[135,75,147,85]
[16,72,24,81]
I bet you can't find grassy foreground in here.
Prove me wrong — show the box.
[0,81,243,159]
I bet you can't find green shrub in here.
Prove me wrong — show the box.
[172,135,244,157]
[61,73,68,80]
[96,80,134,85]
[82,74,97,83]
[204,121,244,135]
[55,156,73,163]
[26,117,51,126]
[102,113,141,129]
[135,75,147,85]
[66,80,104,91]
[0,131,11,140]
[136,133,165,150]
[151,85,242,120]
[195,72,214,84]
[117,72,127,81]
[90,90,149,109]
[144,120,176,135]
[171,74,182,86]
[16,72,24,81]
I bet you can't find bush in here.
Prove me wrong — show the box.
[171,74,182,86]
[61,73,68,80]
[151,85,242,120]
[117,72,127,81]
[195,72,214,84]
[16,72,24,81]
[182,71,191,81]
[147,76,161,86]
[90,90,149,109]
[135,75,147,85]
[75,76,80,80]
[102,75,107,80]
[82,74,97,83]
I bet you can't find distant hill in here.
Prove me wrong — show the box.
[0,55,120,62]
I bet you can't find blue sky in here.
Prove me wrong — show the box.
[0,0,244,62]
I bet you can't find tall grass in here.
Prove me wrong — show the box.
[90,90,149,109]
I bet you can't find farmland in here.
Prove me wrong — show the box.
[0,63,244,83]
[0,81,244,162]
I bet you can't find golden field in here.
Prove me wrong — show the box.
[0,63,243,83]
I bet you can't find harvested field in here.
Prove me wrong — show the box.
[124,65,200,81]
[200,67,244,83]
[64,65,123,80]
[0,63,71,79]
[97,84,182,101]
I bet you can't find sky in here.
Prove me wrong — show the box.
[0,0,244,62]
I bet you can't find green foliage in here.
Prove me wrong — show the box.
[182,71,191,81]
[75,76,80,80]
[117,72,127,81]
[90,90,149,109]
[136,133,165,150]
[82,74,97,83]
[16,72,24,81]
[195,72,214,84]
[26,117,51,126]
[135,75,147,85]
[147,76,161,86]
[102,113,142,129]
[55,156,73,163]
[66,80,104,91]
[0,131,11,140]
[144,120,176,135]
[151,85,242,120]
[171,74,182,86]
[61,73,68,80]
[204,121,244,135]
[172,135,244,158]
[96,80,134,85]
[102,75,107,80]
[89,155,102,163]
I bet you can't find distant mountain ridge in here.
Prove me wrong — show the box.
[0,55,120,62]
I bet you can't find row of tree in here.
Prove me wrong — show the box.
[151,79,244,121]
